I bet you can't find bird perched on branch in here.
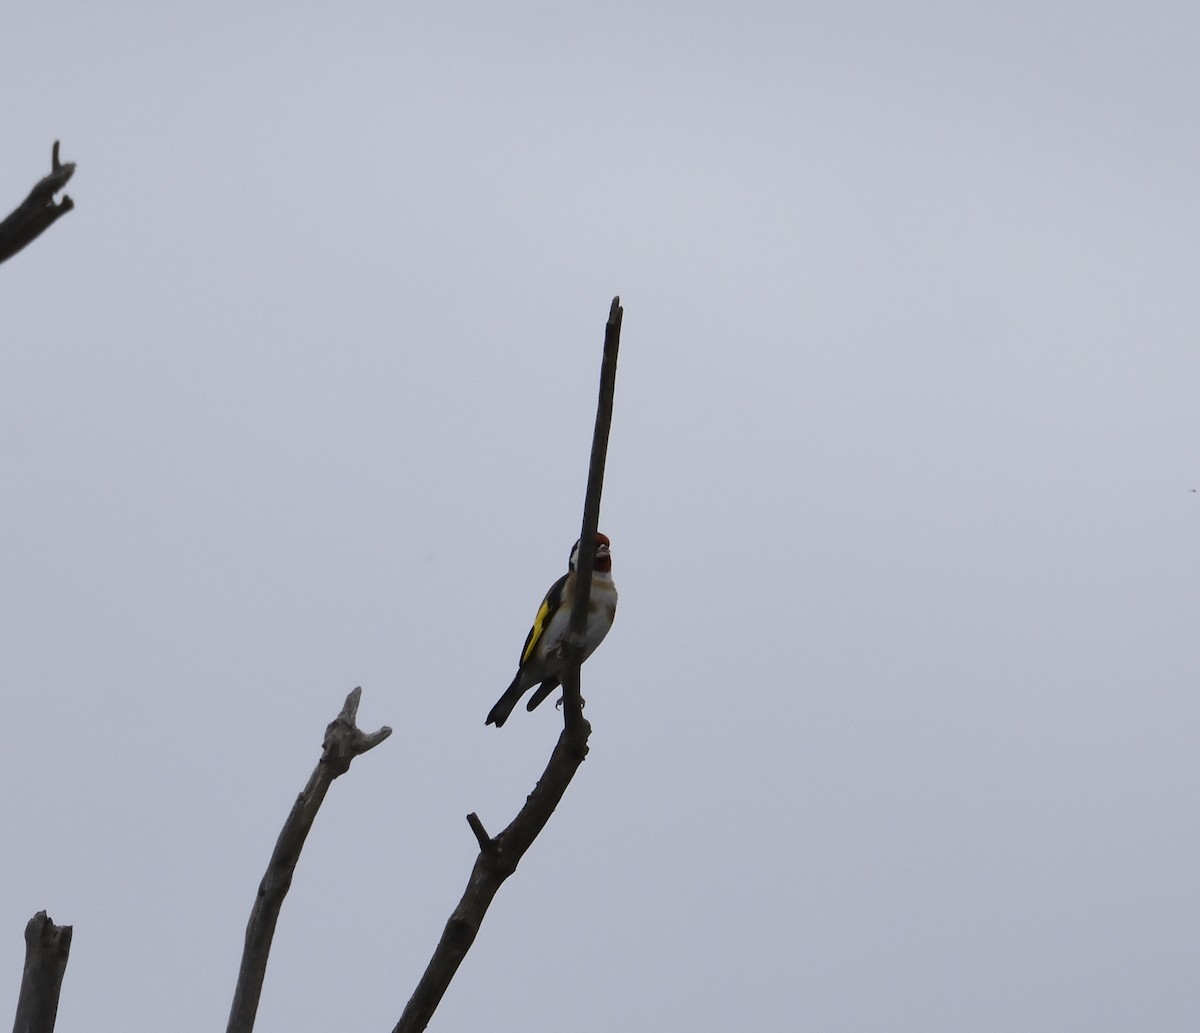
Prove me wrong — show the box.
[486,532,617,727]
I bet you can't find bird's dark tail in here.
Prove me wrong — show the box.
[485,675,525,728]
[525,678,560,712]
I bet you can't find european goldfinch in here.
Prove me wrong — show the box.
[486,532,617,727]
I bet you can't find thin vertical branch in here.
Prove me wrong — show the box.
[225,688,391,1033]
[392,296,624,1033]
[11,911,72,1033]
[561,295,623,739]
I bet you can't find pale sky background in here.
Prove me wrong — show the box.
[3,3,1198,1031]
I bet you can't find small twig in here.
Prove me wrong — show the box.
[465,813,493,852]
[11,911,72,1033]
[225,688,392,1033]
[391,297,623,1033]
[0,143,76,265]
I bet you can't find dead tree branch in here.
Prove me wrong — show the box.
[0,143,75,265]
[561,295,623,738]
[11,911,72,1033]
[225,688,392,1033]
[392,296,624,1033]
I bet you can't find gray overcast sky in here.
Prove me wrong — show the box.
[4,2,1198,1031]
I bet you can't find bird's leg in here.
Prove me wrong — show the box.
[554,694,586,712]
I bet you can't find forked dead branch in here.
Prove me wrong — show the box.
[225,688,393,1033]
[0,143,75,265]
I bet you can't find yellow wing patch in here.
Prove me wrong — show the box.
[522,597,552,665]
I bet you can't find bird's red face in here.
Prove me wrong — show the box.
[593,532,612,574]
[569,532,613,573]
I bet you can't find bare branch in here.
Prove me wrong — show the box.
[12,911,72,1033]
[561,295,623,738]
[0,143,76,265]
[392,297,624,1033]
[225,688,392,1033]
[393,726,590,1033]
